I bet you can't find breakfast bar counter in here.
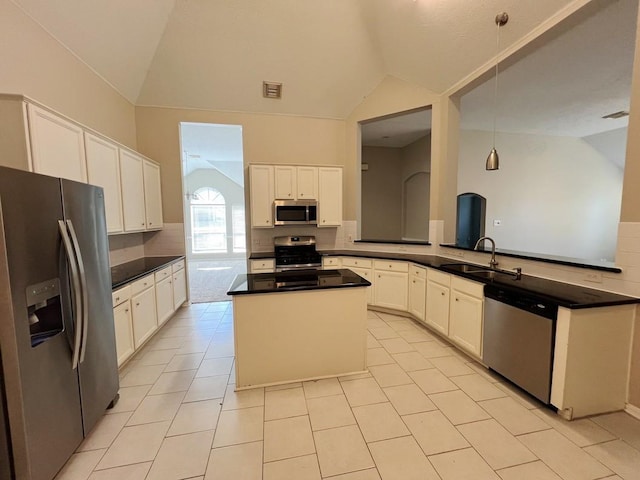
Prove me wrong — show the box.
[228,269,371,389]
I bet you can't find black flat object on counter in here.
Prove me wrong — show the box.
[111,256,184,289]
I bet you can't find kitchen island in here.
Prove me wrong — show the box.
[227,269,371,389]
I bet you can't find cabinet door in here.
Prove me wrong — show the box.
[274,165,296,199]
[120,150,147,232]
[322,256,342,269]
[449,290,483,357]
[374,271,408,310]
[426,280,450,335]
[297,166,318,199]
[27,104,86,182]
[143,160,163,230]
[409,274,427,321]
[132,287,157,348]
[113,301,134,366]
[318,167,342,227]
[250,165,275,227]
[350,266,373,304]
[173,268,187,310]
[85,133,123,233]
[156,276,174,326]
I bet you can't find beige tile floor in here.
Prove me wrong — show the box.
[56,301,640,480]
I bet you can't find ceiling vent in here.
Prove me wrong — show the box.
[602,110,629,119]
[263,82,282,99]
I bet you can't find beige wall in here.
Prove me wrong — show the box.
[135,106,346,224]
[361,146,403,240]
[623,0,640,409]
[0,0,136,147]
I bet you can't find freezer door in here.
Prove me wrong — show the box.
[0,166,83,480]
[61,179,119,436]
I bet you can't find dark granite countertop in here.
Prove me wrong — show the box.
[111,255,185,289]
[227,268,371,295]
[248,250,639,309]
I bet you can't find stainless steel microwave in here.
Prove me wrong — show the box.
[273,200,318,225]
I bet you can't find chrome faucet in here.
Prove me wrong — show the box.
[474,236,499,269]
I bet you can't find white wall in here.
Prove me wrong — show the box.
[458,129,623,262]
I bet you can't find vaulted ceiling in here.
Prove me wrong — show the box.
[12,0,588,119]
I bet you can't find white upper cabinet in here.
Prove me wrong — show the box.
[120,149,147,232]
[274,166,297,199]
[274,166,318,200]
[27,104,86,182]
[250,164,275,227]
[85,133,123,234]
[297,166,318,199]
[318,167,342,227]
[143,160,163,230]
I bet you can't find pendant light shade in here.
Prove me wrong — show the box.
[486,147,499,170]
[486,12,508,171]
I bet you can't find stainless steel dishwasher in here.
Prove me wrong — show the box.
[483,284,559,404]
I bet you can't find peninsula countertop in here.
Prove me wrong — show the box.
[249,250,640,309]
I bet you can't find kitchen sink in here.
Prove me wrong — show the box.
[441,263,495,274]
[441,263,518,280]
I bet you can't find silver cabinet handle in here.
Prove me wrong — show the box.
[66,220,89,364]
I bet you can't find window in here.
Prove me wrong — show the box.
[191,187,226,253]
[232,205,246,253]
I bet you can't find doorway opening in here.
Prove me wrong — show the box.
[179,122,246,303]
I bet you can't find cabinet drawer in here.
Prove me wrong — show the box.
[342,257,372,268]
[130,274,154,295]
[427,268,451,287]
[172,259,185,272]
[410,264,427,279]
[322,257,342,268]
[374,260,409,273]
[250,259,275,271]
[450,276,484,298]
[155,266,172,282]
[112,285,131,307]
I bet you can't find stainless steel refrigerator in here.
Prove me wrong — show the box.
[0,166,119,480]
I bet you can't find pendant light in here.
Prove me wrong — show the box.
[486,12,509,171]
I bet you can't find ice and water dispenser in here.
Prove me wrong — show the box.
[25,278,64,347]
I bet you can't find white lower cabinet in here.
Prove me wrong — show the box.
[448,277,484,357]
[322,256,342,269]
[112,286,134,367]
[409,265,427,322]
[155,276,174,327]
[249,259,275,273]
[173,267,187,310]
[373,260,408,310]
[112,259,188,366]
[342,257,373,304]
[425,269,451,336]
[131,275,158,349]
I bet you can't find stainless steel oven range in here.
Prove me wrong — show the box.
[274,236,322,271]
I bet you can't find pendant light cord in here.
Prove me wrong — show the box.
[492,20,501,149]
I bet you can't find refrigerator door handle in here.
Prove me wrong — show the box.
[66,220,89,364]
[58,220,83,370]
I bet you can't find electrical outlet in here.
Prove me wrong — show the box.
[347,234,353,242]
[584,272,603,283]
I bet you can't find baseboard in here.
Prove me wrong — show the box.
[625,403,640,420]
